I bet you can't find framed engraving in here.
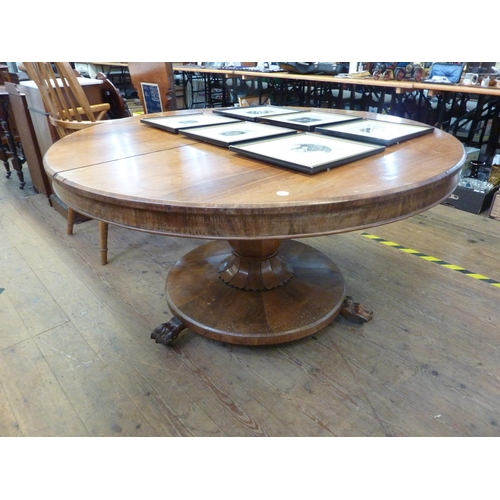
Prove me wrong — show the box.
[258,110,362,131]
[317,119,434,146]
[180,121,297,147]
[141,113,240,133]
[212,105,300,122]
[229,132,385,174]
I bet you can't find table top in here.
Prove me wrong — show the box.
[412,80,500,96]
[233,70,417,90]
[89,62,129,67]
[78,63,500,97]
[43,108,465,240]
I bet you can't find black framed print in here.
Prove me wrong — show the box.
[180,121,297,147]
[140,113,240,133]
[257,110,363,131]
[317,119,434,146]
[212,105,300,122]
[141,82,162,114]
[229,132,385,174]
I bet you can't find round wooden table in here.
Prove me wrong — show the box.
[43,109,465,345]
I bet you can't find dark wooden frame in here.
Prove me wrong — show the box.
[317,119,434,146]
[212,105,300,122]
[179,121,296,147]
[230,132,386,174]
[140,113,239,133]
[257,110,363,131]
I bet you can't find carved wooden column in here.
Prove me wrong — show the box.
[219,239,293,290]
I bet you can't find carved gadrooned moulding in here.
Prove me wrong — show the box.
[218,239,293,291]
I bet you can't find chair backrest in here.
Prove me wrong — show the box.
[96,72,132,119]
[22,62,110,138]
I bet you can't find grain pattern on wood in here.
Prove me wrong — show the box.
[0,288,31,351]
[0,382,23,436]
[35,322,158,436]
[0,339,89,436]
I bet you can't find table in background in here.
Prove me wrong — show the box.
[412,81,500,157]
[173,65,500,156]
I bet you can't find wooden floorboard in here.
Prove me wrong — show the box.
[1,167,500,437]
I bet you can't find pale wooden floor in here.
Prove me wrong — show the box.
[1,165,500,437]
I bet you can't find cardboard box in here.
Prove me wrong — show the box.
[489,190,500,220]
[442,185,499,214]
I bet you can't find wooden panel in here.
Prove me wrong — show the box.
[5,82,52,197]
[128,62,177,112]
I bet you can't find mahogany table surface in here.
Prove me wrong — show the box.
[43,108,465,242]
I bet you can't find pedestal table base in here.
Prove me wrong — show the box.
[152,239,372,346]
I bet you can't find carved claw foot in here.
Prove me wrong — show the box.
[340,296,373,324]
[151,316,186,345]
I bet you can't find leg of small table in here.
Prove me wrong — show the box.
[0,104,25,189]
[11,156,26,189]
[67,207,75,235]
[1,156,11,178]
[99,221,108,266]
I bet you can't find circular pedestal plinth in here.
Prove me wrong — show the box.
[165,240,346,345]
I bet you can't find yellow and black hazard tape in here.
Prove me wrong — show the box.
[361,233,500,289]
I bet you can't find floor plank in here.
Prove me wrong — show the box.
[0,338,89,436]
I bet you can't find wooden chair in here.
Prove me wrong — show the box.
[22,62,112,265]
[95,72,132,119]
